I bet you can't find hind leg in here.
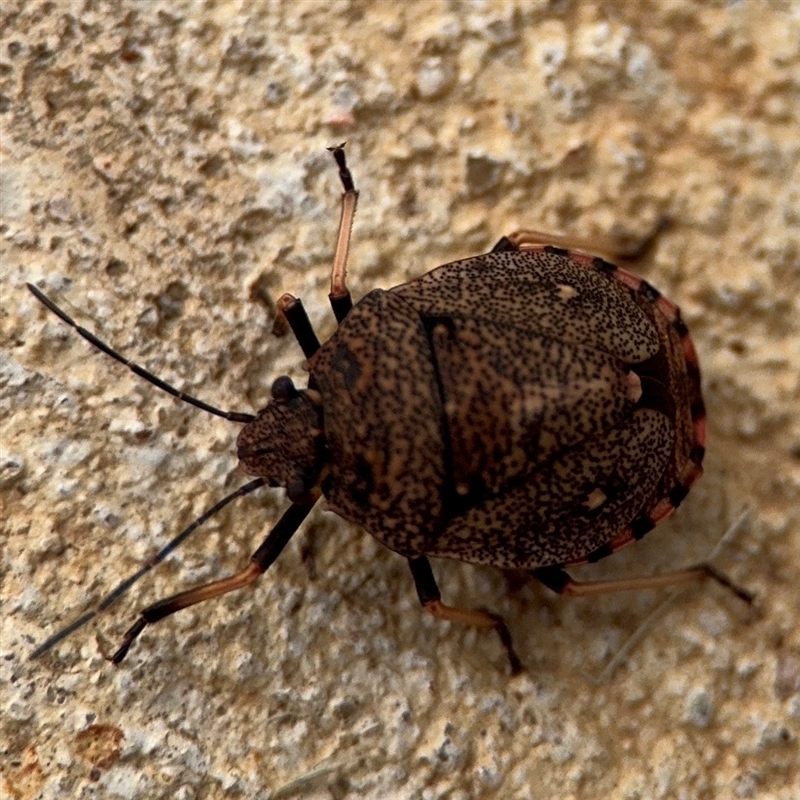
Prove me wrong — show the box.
[532,563,753,603]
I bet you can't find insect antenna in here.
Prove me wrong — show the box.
[29,477,266,660]
[26,283,255,423]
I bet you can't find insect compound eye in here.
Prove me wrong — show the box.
[271,375,297,401]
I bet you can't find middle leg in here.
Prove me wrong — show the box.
[408,556,523,675]
[111,501,316,664]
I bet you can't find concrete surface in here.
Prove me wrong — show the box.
[1,1,798,798]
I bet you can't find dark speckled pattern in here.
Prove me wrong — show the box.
[394,250,661,363]
[239,247,704,569]
[309,290,446,555]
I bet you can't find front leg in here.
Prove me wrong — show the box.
[277,293,321,358]
[327,143,358,323]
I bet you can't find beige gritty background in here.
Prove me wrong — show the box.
[1,1,798,798]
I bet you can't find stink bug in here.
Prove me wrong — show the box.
[28,146,752,673]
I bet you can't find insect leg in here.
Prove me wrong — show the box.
[503,218,670,262]
[532,564,753,604]
[326,143,358,323]
[30,478,266,661]
[408,556,523,675]
[110,501,316,664]
[275,141,358,353]
[277,293,321,358]
[489,236,518,253]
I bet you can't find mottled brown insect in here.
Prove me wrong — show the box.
[29,146,751,672]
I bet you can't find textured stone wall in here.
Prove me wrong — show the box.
[2,2,798,798]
